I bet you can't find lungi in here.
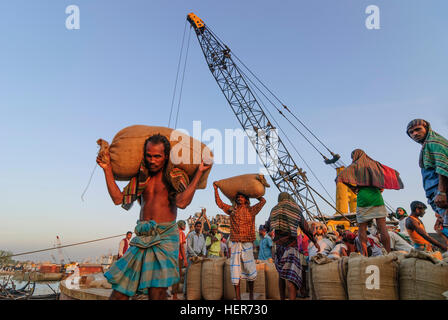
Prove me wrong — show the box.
[104,220,179,296]
[274,244,302,289]
[229,241,257,285]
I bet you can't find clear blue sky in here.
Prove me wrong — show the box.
[1,0,447,262]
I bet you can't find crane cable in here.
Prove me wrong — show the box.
[207,27,338,160]
[168,20,188,128]
[174,27,192,128]
[237,64,337,205]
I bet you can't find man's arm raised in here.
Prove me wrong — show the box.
[213,182,232,214]
[96,150,123,205]
[176,161,211,209]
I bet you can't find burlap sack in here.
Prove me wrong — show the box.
[399,249,448,300]
[215,174,270,201]
[347,253,399,300]
[252,262,266,300]
[309,254,348,300]
[201,258,226,300]
[223,259,246,300]
[264,260,280,300]
[186,257,203,300]
[97,125,213,188]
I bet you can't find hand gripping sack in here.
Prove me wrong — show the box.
[215,174,270,201]
[97,125,213,189]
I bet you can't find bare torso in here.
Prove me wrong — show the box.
[140,171,177,222]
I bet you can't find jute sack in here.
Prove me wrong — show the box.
[347,253,399,300]
[264,260,280,300]
[201,258,226,300]
[215,174,270,201]
[97,125,213,188]
[186,257,203,300]
[223,259,246,300]
[309,254,348,300]
[399,249,448,300]
[251,262,266,300]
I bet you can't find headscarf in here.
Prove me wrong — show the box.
[407,119,448,174]
[270,192,304,238]
[210,224,218,230]
[406,119,429,143]
[392,207,408,220]
[335,149,404,190]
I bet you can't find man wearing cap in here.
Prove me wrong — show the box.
[405,200,447,252]
[205,225,222,258]
[407,119,448,238]
[258,225,273,261]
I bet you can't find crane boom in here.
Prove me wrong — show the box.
[187,13,328,219]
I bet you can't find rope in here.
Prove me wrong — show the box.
[80,162,98,202]
[174,27,192,128]
[168,20,188,127]
[3,234,126,258]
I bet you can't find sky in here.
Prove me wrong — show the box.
[1,0,447,262]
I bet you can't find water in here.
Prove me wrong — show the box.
[1,276,60,296]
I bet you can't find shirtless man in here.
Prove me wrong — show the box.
[97,134,211,300]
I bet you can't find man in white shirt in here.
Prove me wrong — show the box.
[184,221,206,297]
[388,230,413,252]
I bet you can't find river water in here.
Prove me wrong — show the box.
[1,275,60,297]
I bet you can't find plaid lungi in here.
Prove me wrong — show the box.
[229,241,257,285]
[275,244,303,289]
[104,220,179,296]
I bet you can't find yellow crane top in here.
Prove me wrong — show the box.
[187,12,205,30]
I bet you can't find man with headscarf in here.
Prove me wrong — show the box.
[393,207,409,237]
[269,192,319,300]
[407,119,448,239]
[336,149,404,256]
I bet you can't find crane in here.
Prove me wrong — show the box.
[186,13,348,222]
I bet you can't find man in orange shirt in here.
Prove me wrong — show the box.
[213,182,266,300]
[172,220,187,300]
[405,201,447,252]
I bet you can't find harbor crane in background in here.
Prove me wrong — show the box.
[186,13,355,223]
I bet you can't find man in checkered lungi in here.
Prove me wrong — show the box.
[213,182,266,300]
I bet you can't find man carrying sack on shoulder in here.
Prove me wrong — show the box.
[97,134,211,300]
[213,182,266,300]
